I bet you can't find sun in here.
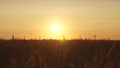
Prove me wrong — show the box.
[50,24,63,39]
[52,24,61,33]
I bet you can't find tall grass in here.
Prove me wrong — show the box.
[0,39,119,68]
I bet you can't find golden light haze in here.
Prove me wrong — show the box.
[0,0,120,40]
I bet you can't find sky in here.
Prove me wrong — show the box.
[0,0,120,40]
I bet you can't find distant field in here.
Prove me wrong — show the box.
[0,40,120,68]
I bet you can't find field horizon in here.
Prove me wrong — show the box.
[0,0,120,68]
[0,39,120,68]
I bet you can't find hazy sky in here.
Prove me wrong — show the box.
[0,0,120,39]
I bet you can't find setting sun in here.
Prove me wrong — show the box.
[52,24,61,33]
[49,24,64,40]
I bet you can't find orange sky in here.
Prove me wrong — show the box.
[0,0,120,40]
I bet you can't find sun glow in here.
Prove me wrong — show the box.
[49,24,63,40]
[52,24,61,33]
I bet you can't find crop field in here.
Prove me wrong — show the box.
[0,39,120,68]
